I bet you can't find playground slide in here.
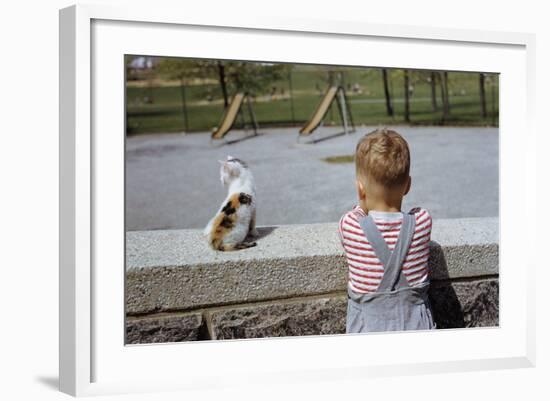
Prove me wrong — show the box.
[299,86,339,135]
[211,93,245,139]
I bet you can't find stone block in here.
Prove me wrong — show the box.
[209,297,346,340]
[126,313,203,344]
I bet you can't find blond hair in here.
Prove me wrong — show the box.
[355,128,410,188]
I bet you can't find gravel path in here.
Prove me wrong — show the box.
[125,126,498,231]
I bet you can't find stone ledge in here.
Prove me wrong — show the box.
[125,278,499,343]
[126,217,498,315]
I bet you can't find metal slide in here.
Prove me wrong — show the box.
[299,86,339,135]
[211,93,246,140]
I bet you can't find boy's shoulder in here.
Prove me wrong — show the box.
[339,206,431,227]
[349,205,367,218]
[338,205,364,235]
[409,207,433,231]
[340,205,365,223]
[341,205,430,218]
[409,206,432,219]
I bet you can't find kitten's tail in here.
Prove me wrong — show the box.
[214,241,257,251]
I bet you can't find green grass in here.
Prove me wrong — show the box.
[126,65,499,135]
[322,155,355,164]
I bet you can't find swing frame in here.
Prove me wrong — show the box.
[210,92,260,146]
[297,85,356,144]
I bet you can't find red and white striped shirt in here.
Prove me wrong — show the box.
[338,205,432,294]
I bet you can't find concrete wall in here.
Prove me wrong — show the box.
[126,217,499,343]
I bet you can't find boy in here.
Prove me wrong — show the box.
[338,128,435,333]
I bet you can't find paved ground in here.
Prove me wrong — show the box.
[125,126,498,231]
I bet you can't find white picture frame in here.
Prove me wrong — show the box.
[59,3,536,397]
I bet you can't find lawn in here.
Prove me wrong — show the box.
[126,64,499,135]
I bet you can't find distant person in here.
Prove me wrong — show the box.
[338,128,435,333]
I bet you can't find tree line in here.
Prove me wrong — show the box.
[128,57,495,132]
[381,68,492,124]
[151,58,289,131]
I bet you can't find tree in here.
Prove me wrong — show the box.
[381,69,394,117]
[190,59,230,109]
[196,60,290,110]
[403,69,410,123]
[439,71,450,123]
[222,61,289,95]
[479,73,487,118]
[157,58,200,133]
[315,66,346,87]
[217,61,229,109]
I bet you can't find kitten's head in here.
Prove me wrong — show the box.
[218,155,248,186]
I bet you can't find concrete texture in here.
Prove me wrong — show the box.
[208,296,347,340]
[126,217,498,315]
[126,126,498,231]
[126,312,203,344]
[206,278,499,340]
[125,277,499,343]
[126,253,347,315]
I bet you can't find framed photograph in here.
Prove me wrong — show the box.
[59,3,536,397]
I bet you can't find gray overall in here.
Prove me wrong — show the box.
[346,212,435,333]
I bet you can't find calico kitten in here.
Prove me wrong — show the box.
[204,156,258,251]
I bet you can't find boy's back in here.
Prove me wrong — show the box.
[339,205,432,295]
[340,128,435,333]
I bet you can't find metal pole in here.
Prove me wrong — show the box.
[479,73,487,118]
[288,69,296,125]
[246,95,259,135]
[180,79,189,133]
[329,71,334,123]
[338,88,349,135]
[404,69,410,123]
[491,75,499,127]
[239,101,247,133]
[343,87,355,132]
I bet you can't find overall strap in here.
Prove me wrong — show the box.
[359,212,417,291]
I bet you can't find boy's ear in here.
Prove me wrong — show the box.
[403,176,412,196]
[356,180,366,200]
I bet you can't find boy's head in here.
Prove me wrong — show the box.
[355,128,411,206]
